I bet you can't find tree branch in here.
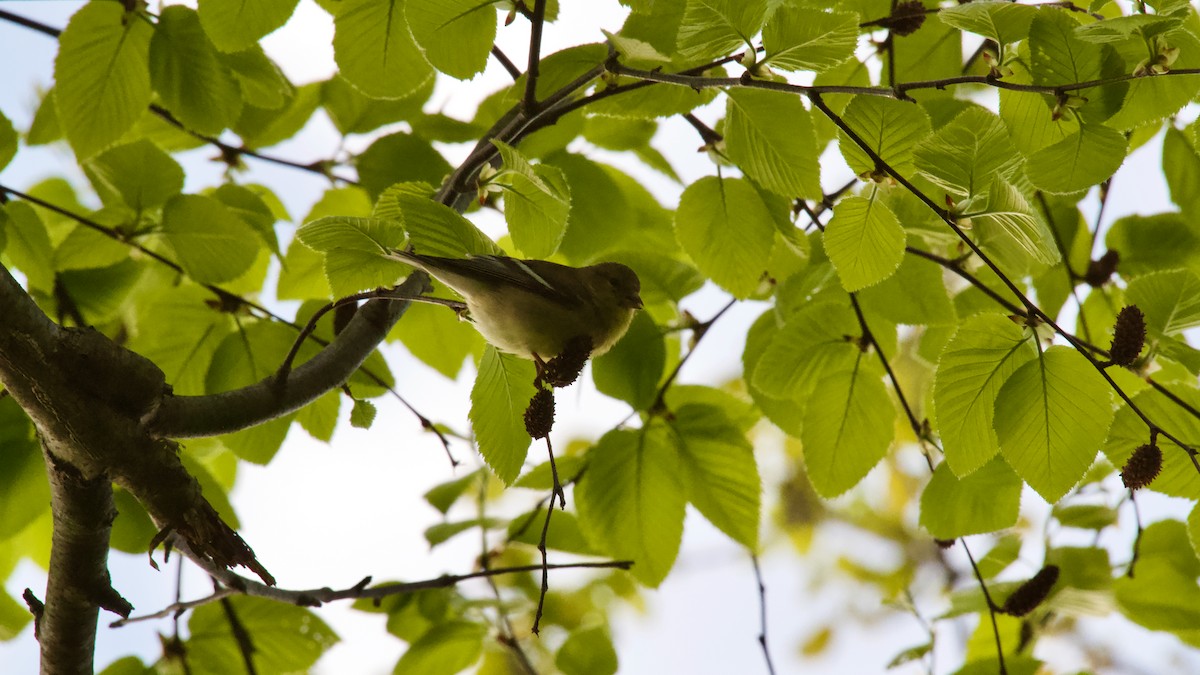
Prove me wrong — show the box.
[38,450,131,675]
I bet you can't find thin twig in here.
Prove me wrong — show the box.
[492,45,522,80]
[522,0,548,111]
[961,539,1007,675]
[219,594,259,675]
[751,555,777,675]
[478,473,538,674]
[531,501,555,635]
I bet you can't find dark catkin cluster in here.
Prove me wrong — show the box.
[1001,565,1060,617]
[541,335,593,389]
[1108,305,1146,367]
[1084,250,1120,287]
[1121,443,1163,490]
[888,1,927,37]
[524,389,555,440]
[934,538,956,549]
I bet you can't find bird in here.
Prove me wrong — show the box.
[387,250,643,362]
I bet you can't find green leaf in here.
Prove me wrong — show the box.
[934,314,1036,477]
[1117,558,1200,631]
[592,312,665,410]
[1052,503,1118,530]
[546,154,638,263]
[1104,384,1200,499]
[1024,124,1127,195]
[938,1,1036,45]
[1074,14,1183,44]
[197,0,300,52]
[406,0,496,79]
[1125,269,1200,336]
[278,238,332,300]
[669,404,761,549]
[375,183,500,258]
[1029,9,1125,124]
[393,621,485,675]
[161,194,261,284]
[972,177,1060,267]
[1164,126,1200,218]
[212,183,281,256]
[978,534,1022,578]
[761,7,857,73]
[83,139,184,211]
[356,132,453,201]
[1,202,55,293]
[424,518,501,547]
[0,110,15,171]
[802,366,895,498]
[675,176,774,298]
[752,299,857,400]
[150,6,243,136]
[838,95,931,176]
[54,223,129,272]
[391,301,482,379]
[920,458,1022,538]
[913,106,1020,203]
[557,626,619,675]
[334,0,434,99]
[1105,213,1200,278]
[469,347,537,484]
[857,254,956,326]
[493,141,571,258]
[188,597,338,672]
[235,81,321,149]
[824,193,906,292]
[507,508,596,555]
[0,400,49,539]
[576,427,685,587]
[296,215,409,296]
[724,88,821,199]
[423,469,482,515]
[677,0,769,61]
[54,1,153,158]
[297,390,340,442]
[1106,28,1200,130]
[322,74,432,135]
[994,346,1115,503]
[350,399,377,429]
[220,45,294,110]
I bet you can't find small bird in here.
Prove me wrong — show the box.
[388,251,643,362]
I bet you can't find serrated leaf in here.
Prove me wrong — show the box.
[669,404,761,549]
[972,177,1060,266]
[334,0,434,99]
[592,312,665,409]
[675,177,774,298]
[350,399,377,428]
[160,194,260,283]
[198,0,301,53]
[391,301,481,379]
[761,7,857,73]
[1105,213,1200,278]
[469,347,536,484]
[1,202,55,292]
[493,142,571,258]
[1125,269,1200,336]
[824,193,906,291]
[913,106,1020,202]
[724,88,821,199]
[838,96,931,176]
[677,0,769,62]
[576,427,685,587]
[54,2,153,158]
[1025,124,1127,194]
[296,215,410,295]
[150,6,243,136]
[84,139,184,211]
[375,183,500,258]
[857,254,956,326]
[752,299,857,400]
[934,314,1036,476]
[392,621,485,675]
[994,346,1114,503]
[220,45,294,110]
[938,1,1036,45]
[406,0,496,79]
[1104,385,1200,499]
[188,597,338,672]
[920,458,1022,538]
[356,132,452,201]
[802,367,895,498]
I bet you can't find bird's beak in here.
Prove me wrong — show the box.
[628,293,644,310]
